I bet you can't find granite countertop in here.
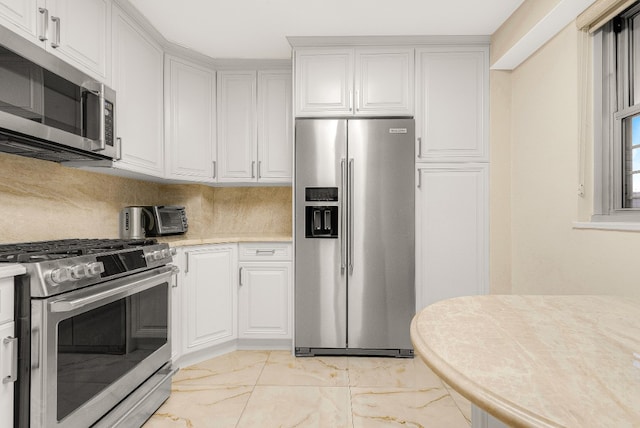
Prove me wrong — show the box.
[410,295,640,427]
[157,233,292,247]
[0,263,26,278]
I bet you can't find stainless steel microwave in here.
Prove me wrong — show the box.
[0,25,117,163]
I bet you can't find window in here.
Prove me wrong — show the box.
[594,2,640,220]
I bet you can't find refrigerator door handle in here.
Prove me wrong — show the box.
[340,158,347,273]
[348,158,354,275]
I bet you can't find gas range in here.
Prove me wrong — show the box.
[0,238,174,297]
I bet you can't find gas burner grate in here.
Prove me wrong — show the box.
[0,238,159,263]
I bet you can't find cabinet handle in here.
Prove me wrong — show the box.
[212,160,217,179]
[38,8,48,41]
[356,90,360,112]
[348,90,353,112]
[417,137,422,159]
[116,137,122,160]
[239,267,244,286]
[417,169,422,189]
[251,161,256,178]
[256,249,276,256]
[50,16,61,48]
[257,161,261,179]
[184,252,190,274]
[3,336,18,384]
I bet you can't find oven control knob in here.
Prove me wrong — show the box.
[70,265,88,280]
[161,249,171,258]
[50,267,71,284]
[86,262,105,277]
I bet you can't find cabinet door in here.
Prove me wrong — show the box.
[416,164,488,311]
[165,56,216,182]
[416,47,489,162]
[354,48,413,116]
[112,6,164,177]
[0,322,15,428]
[183,245,238,352]
[217,71,257,182]
[238,262,291,339]
[46,0,110,83]
[295,48,354,117]
[0,0,40,43]
[257,70,292,183]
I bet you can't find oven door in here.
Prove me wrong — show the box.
[29,265,175,428]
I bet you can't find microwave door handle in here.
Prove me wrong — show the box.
[97,84,106,151]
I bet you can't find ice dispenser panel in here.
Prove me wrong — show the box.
[305,187,338,238]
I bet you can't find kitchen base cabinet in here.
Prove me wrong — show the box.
[415,164,489,311]
[238,262,292,340]
[0,321,14,428]
[180,244,238,356]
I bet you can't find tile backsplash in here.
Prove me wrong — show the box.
[0,153,292,244]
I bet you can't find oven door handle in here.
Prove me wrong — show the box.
[49,265,178,313]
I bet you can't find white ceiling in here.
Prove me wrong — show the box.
[128,0,525,59]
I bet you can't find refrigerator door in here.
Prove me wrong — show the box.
[347,119,415,351]
[295,119,348,350]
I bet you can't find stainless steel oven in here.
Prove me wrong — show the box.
[1,239,177,428]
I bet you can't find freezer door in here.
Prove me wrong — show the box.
[295,119,347,350]
[347,119,415,350]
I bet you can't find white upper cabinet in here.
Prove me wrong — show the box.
[257,70,292,182]
[111,6,164,177]
[295,47,414,117]
[0,0,111,83]
[218,69,292,183]
[165,55,216,182]
[217,71,257,183]
[416,47,489,162]
[354,48,413,116]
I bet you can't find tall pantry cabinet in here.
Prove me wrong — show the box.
[415,46,490,310]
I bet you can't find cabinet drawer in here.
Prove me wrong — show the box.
[0,277,14,324]
[238,242,292,261]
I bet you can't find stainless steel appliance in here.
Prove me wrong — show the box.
[0,25,117,163]
[0,238,177,427]
[295,118,415,357]
[120,206,189,238]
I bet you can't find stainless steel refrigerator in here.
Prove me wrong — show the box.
[295,118,415,357]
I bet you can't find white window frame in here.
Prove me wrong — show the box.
[593,4,640,222]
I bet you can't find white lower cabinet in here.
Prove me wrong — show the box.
[238,262,292,340]
[0,275,16,428]
[416,164,489,310]
[238,242,292,341]
[179,244,238,356]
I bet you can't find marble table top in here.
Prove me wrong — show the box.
[410,295,640,427]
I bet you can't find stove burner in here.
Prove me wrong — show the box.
[0,238,159,263]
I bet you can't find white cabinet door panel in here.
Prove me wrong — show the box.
[0,322,15,428]
[238,262,291,339]
[47,0,110,82]
[183,245,238,351]
[355,48,413,116]
[258,70,292,182]
[416,164,488,311]
[416,48,488,162]
[0,0,40,41]
[165,56,216,181]
[112,7,164,176]
[217,71,257,182]
[295,49,353,117]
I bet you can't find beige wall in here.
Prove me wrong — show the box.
[0,153,292,244]
[491,3,640,297]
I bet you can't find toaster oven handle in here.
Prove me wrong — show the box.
[49,266,176,313]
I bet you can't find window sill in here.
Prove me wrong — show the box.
[573,221,640,232]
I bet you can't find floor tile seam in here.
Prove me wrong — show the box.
[234,350,271,428]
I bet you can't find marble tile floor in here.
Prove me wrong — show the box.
[144,350,471,428]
